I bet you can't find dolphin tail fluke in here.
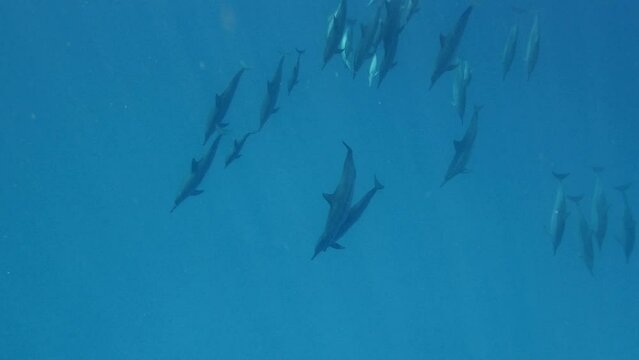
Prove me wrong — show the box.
[374,176,384,191]
[342,141,352,153]
[295,48,306,55]
[552,171,570,182]
[239,61,252,70]
[615,183,632,193]
[592,166,604,174]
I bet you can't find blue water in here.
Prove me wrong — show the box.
[1,1,638,359]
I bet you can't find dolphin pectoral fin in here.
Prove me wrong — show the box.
[191,158,199,172]
[445,63,459,72]
[330,243,345,250]
[192,189,204,196]
[439,33,446,48]
[323,193,334,204]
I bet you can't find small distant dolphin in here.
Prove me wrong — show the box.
[340,21,355,71]
[590,167,609,249]
[352,5,383,77]
[377,0,404,88]
[452,60,472,123]
[225,131,257,168]
[525,14,540,80]
[333,176,384,242]
[288,49,305,95]
[501,24,518,80]
[323,0,348,69]
[430,5,473,90]
[203,65,248,145]
[171,134,223,212]
[441,105,481,187]
[259,55,285,130]
[615,183,635,263]
[549,172,570,254]
[568,194,594,276]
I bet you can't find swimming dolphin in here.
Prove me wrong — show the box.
[333,176,384,242]
[259,55,285,130]
[203,65,248,145]
[568,195,594,275]
[615,183,635,263]
[501,24,518,80]
[525,14,540,80]
[288,49,305,95]
[340,21,355,71]
[377,0,404,88]
[224,131,257,168]
[441,105,481,187]
[171,134,224,212]
[313,142,357,260]
[452,60,472,123]
[430,5,473,90]
[352,5,384,77]
[549,172,570,254]
[590,166,609,250]
[403,0,420,24]
[323,0,348,69]
[368,53,380,87]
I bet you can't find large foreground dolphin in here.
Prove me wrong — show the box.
[441,105,481,187]
[172,134,223,212]
[313,142,356,259]
[323,0,348,69]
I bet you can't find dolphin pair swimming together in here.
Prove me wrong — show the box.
[313,143,384,259]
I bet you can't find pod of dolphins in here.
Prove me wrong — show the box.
[550,170,635,275]
[168,0,634,265]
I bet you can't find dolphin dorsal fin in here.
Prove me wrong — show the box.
[191,158,198,172]
[453,140,463,151]
[323,193,335,204]
[439,33,446,48]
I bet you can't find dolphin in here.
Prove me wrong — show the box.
[429,5,473,90]
[171,134,224,212]
[615,183,635,263]
[568,195,594,276]
[224,131,257,168]
[287,49,305,95]
[403,0,420,24]
[340,21,355,71]
[333,176,384,242]
[590,166,609,250]
[259,55,285,130]
[203,65,248,145]
[377,0,404,88]
[525,14,540,80]
[368,53,380,87]
[313,142,357,260]
[323,0,348,69]
[549,172,570,254]
[452,60,472,123]
[352,5,384,77]
[501,24,518,81]
[441,105,481,187]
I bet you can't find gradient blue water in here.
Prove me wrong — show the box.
[1,1,638,359]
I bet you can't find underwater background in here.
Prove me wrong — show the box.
[1,0,638,359]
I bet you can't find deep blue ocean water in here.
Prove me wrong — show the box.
[1,0,638,359]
